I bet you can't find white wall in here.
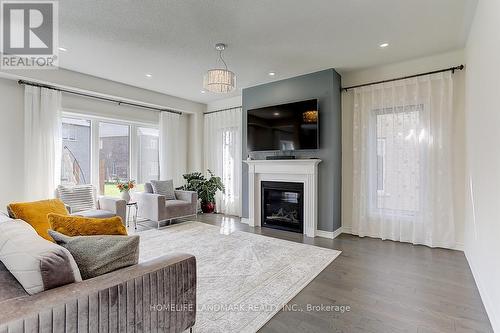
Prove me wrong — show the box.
[0,68,206,210]
[341,50,467,248]
[464,0,500,330]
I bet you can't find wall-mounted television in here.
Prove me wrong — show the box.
[247,99,319,152]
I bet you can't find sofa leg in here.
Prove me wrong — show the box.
[190,327,193,333]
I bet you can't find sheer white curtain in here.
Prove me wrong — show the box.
[159,111,187,187]
[352,72,455,248]
[24,86,62,200]
[204,108,242,216]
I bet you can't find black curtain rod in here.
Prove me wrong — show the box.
[204,106,242,115]
[341,64,465,91]
[17,79,183,115]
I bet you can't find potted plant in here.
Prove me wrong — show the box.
[177,170,224,213]
[116,180,135,203]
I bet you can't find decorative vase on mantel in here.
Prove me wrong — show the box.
[121,190,131,203]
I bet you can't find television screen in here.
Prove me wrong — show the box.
[247,99,319,152]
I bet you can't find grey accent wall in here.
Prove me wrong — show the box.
[242,69,341,232]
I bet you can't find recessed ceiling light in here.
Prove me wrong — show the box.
[379,42,389,48]
[145,73,153,78]
[268,72,276,76]
[201,90,206,94]
[58,47,68,52]
[273,112,280,116]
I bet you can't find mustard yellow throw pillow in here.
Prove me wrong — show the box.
[7,199,68,241]
[48,213,127,237]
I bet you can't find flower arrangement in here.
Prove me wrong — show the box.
[116,180,135,192]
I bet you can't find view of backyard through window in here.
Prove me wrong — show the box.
[61,117,160,197]
[99,122,130,196]
[61,118,91,185]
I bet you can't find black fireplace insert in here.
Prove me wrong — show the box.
[261,181,304,233]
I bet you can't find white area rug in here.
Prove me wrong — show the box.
[138,222,341,333]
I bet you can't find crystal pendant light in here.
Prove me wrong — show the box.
[203,43,236,93]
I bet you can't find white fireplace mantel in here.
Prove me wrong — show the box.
[244,159,322,237]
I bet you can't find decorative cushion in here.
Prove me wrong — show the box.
[56,184,96,213]
[0,220,82,295]
[48,230,139,280]
[48,213,127,237]
[150,180,175,200]
[144,182,154,193]
[7,199,69,241]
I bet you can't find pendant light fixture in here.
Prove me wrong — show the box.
[203,43,236,93]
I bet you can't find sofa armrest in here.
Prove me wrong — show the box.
[174,190,198,204]
[132,192,166,222]
[0,254,197,333]
[97,196,127,223]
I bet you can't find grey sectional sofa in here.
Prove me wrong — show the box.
[0,253,196,332]
[132,183,198,229]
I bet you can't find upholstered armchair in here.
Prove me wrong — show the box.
[55,185,127,224]
[132,183,198,229]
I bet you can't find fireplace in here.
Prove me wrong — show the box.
[261,181,304,233]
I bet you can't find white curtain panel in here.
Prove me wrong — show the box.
[24,86,62,201]
[352,72,455,248]
[204,108,242,216]
[159,111,187,187]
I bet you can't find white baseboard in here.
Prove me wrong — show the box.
[315,227,343,239]
[465,250,499,332]
[240,218,250,225]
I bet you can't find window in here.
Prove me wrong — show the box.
[373,105,422,215]
[61,118,91,185]
[60,114,159,196]
[137,127,159,184]
[99,122,130,196]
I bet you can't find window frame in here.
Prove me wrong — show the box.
[61,110,159,195]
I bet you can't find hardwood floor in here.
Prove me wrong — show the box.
[135,214,492,333]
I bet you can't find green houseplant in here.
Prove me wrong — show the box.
[177,170,224,213]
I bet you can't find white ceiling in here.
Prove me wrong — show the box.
[58,0,477,104]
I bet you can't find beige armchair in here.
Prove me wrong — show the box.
[55,184,127,224]
[132,183,198,229]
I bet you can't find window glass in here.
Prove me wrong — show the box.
[61,117,91,185]
[99,122,130,196]
[374,105,421,214]
[137,127,159,188]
